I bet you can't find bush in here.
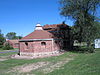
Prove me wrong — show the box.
[3,43,13,50]
[0,45,3,48]
[81,47,95,53]
[73,46,95,53]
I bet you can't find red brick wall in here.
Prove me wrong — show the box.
[19,40,60,53]
[33,41,52,53]
[12,43,19,48]
[20,42,33,52]
[4,41,19,49]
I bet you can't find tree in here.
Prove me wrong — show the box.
[94,22,100,39]
[6,32,17,40]
[16,36,23,39]
[60,0,100,47]
[6,32,23,40]
[0,30,5,48]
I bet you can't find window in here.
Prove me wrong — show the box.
[25,42,28,49]
[41,42,46,45]
[55,41,58,44]
[25,42,28,46]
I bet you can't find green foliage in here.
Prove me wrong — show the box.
[0,29,6,46]
[77,46,95,53]
[60,0,100,47]
[94,22,100,39]
[0,45,3,48]
[6,32,22,40]
[3,43,13,50]
[16,36,23,39]
[60,0,100,19]
[6,32,17,40]
[73,41,95,53]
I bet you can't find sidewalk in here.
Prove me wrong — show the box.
[0,50,19,53]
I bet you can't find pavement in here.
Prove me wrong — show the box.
[0,50,19,53]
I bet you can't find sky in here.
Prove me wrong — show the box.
[0,0,100,37]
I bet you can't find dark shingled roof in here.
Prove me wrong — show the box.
[43,24,67,29]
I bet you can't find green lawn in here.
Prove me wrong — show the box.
[0,49,100,75]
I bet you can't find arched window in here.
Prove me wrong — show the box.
[41,42,46,45]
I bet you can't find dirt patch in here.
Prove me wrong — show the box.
[0,58,7,61]
[8,61,50,73]
[7,57,74,74]
[26,74,35,75]
[40,58,73,74]
[0,56,9,61]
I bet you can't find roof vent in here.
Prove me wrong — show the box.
[35,23,43,30]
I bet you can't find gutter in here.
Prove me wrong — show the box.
[19,38,63,42]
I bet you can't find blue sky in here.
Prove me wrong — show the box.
[0,0,100,37]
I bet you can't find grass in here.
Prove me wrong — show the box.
[47,51,100,75]
[0,49,100,75]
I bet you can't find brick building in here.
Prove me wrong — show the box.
[5,40,19,48]
[19,23,61,57]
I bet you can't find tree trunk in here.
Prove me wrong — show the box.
[87,41,91,47]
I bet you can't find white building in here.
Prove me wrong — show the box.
[95,39,100,48]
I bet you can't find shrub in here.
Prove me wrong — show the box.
[73,46,95,53]
[3,43,13,50]
[81,46,95,53]
[0,45,3,48]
